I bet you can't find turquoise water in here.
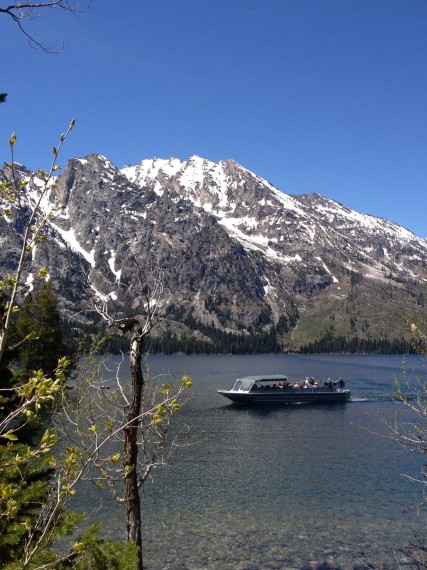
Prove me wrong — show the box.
[75,354,427,569]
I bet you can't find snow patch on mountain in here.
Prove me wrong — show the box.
[50,223,95,267]
[316,256,338,283]
[108,250,122,282]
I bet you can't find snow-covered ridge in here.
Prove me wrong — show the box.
[119,154,426,262]
[305,194,423,245]
[120,155,307,240]
[10,152,425,277]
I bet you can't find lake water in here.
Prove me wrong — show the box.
[75,354,427,569]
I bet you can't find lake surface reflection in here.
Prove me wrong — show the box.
[77,354,427,569]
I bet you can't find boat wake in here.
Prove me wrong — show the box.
[350,395,412,403]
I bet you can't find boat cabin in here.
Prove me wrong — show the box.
[230,375,290,392]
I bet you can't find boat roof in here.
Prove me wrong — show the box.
[237,375,288,382]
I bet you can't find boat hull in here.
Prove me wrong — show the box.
[217,388,351,405]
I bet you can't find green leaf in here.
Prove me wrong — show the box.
[181,375,192,388]
[109,452,120,464]
[2,430,18,441]
[37,169,48,181]
[26,331,39,341]
[73,541,86,554]
[23,409,37,421]
[58,357,71,368]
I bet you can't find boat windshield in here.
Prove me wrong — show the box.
[231,378,253,392]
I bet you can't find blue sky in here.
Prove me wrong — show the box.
[1,0,426,237]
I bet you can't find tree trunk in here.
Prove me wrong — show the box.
[123,323,144,570]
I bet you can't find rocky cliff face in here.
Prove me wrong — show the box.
[2,154,426,351]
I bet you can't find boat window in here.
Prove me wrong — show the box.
[231,379,253,392]
[240,379,253,392]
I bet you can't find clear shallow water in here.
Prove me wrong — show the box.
[76,354,427,569]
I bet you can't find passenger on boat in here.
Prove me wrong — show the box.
[294,381,302,389]
[338,378,345,388]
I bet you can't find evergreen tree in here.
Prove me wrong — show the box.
[0,442,55,566]
[14,282,64,376]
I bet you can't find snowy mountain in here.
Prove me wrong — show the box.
[2,154,426,352]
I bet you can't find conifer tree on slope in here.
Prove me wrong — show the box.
[13,281,64,377]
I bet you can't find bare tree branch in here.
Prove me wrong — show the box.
[0,1,90,53]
